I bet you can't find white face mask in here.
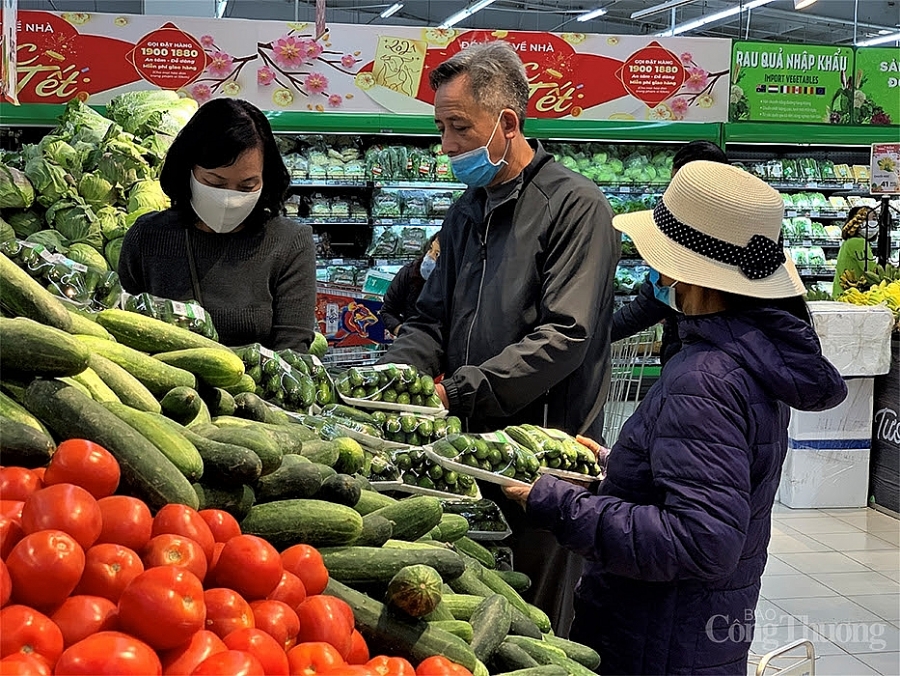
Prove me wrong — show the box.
[860,223,879,241]
[190,171,262,233]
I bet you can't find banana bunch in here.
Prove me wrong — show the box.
[863,263,900,286]
[840,269,867,291]
[839,280,900,330]
[805,287,833,302]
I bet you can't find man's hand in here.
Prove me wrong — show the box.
[435,383,450,409]
[577,434,610,472]
[502,484,531,510]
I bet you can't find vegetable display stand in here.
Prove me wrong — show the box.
[870,337,899,515]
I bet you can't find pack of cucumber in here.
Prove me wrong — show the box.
[392,446,480,498]
[123,292,218,341]
[504,424,603,479]
[369,410,463,446]
[428,432,542,485]
[334,363,444,413]
[231,344,334,413]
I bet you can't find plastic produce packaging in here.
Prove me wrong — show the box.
[232,343,321,411]
[428,432,542,485]
[392,447,479,497]
[123,291,218,340]
[371,410,463,446]
[334,363,445,413]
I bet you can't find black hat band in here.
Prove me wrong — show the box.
[653,201,786,280]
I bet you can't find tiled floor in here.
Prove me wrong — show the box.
[748,505,900,676]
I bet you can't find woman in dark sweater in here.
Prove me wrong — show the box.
[118,99,316,351]
[379,232,440,337]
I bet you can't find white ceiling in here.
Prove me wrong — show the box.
[18,0,900,44]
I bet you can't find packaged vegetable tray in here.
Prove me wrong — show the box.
[392,447,480,498]
[427,432,541,486]
[123,291,218,340]
[439,498,513,540]
[505,424,604,479]
[369,410,462,447]
[334,363,446,415]
[232,343,320,412]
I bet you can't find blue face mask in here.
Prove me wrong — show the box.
[649,268,681,313]
[420,255,436,280]
[449,113,509,188]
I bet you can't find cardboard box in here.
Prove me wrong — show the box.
[807,302,894,377]
[779,378,874,508]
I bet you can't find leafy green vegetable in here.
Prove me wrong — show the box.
[78,172,117,208]
[24,157,75,206]
[57,99,114,146]
[105,236,124,271]
[0,164,35,209]
[107,90,198,138]
[8,210,45,238]
[0,217,15,243]
[40,138,82,176]
[127,179,168,214]
[95,205,127,242]
[66,242,109,271]
[96,139,152,189]
[25,230,70,253]
[46,199,101,249]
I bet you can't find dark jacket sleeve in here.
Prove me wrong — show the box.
[270,224,316,351]
[611,277,672,343]
[379,263,413,335]
[527,368,752,583]
[442,189,619,420]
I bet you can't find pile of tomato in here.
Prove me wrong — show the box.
[0,439,474,676]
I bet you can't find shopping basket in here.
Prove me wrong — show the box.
[602,328,658,447]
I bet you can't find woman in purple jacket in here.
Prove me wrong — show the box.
[506,161,847,675]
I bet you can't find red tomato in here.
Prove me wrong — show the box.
[414,657,473,676]
[366,656,416,676]
[223,628,289,676]
[160,630,227,676]
[327,667,377,676]
[0,561,10,608]
[346,631,369,665]
[249,600,300,651]
[203,588,255,639]
[281,545,329,596]
[74,543,144,603]
[143,534,208,582]
[50,595,118,648]
[0,468,41,502]
[0,653,51,676]
[53,631,161,675]
[97,496,153,552]
[286,642,344,676]
[199,509,241,544]
[0,501,23,521]
[0,605,64,666]
[267,571,307,610]
[295,596,354,659]
[191,650,264,676]
[31,467,45,484]
[152,505,216,563]
[43,440,120,499]
[211,535,282,600]
[0,518,23,560]
[6,530,84,610]
[21,484,102,550]
[117,566,206,651]
[209,542,225,575]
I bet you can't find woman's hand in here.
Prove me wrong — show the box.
[502,484,532,510]
[577,435,610,472]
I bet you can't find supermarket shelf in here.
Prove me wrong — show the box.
[372,218,444,226]
[785,209,848,220]
[797,269,837,280]
[294,217,370,225]
[770,182,867,192]
[290,179,367,188]
[375,181,464,191]
[724,123,900,147]
[786,239,843,248]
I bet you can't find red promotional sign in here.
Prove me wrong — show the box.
[13,12,139,103]
[616,41,686,107]
[127,23,207,90]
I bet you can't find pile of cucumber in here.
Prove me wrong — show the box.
[335,363,443,409]
[431,433,542,485]
[505,425,603,477]
[372,410,463,446]
[393,447,479,497]
[232,343,334,412]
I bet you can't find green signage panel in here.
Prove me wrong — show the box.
[730,41,854,124]
[853,47,900,125]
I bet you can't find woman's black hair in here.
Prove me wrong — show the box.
[421,231,440,256]
[672,140,729,174]
[159,99,290,228]
[724,293,812,325]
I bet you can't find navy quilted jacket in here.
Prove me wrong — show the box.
[528,307,847,675]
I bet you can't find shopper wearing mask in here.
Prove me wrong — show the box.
[505,161,848,675]
[611,140,729,366]
[832,206,877,298]
[379,233,441,337]
[381,41,620,635]
[118,99,316,351]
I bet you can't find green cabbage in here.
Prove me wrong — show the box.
[127,180,169,214]
[66,242,109,271]
[0,217,14,243]
[309,332,329,359]
[95,206,127,242]
[0,165,35,209]
[24,157,75,206]
[107,90,198,137]
[46,199,101,249]
[78,173,117,208]
[40,138,82,176]
[105,237,124,271]
[25,229,70,254]
[58,99,114,146]
[96,139,152,189]
[8,210,44,238]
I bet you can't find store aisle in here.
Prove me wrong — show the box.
[748,505,900,676]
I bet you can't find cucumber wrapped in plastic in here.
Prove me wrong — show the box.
[334,363,443,410]
[232,343,317,413]
[380,411,462,445]
[279,350,335,406]
[391,447,479,497]
[123,291,217,339]
[430,431,541,484]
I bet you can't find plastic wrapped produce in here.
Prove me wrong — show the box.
[429,432,542,485]
[401,191,428,218]
[232,343,318,411]
[367,226,401,257]
[124,291,218,339]
[334,363,444,411]
[791,217,814,239]
[399,227,426,255]
[278,349,335,406]
[791,247,810,267]
[372,191,402,218]
[807,246,826,268]
[392,447,479,497]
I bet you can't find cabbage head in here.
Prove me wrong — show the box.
[24,157,76,206]
[67,242,109,271]
[107,90,198,137]
[78,173,117,208]
[25,229,70,254]
[127,180,169,214]
[95,206,127,242]
[40,138,82,176]
[96,139,152,189]
[0,217,14,243]
[46,199,101,249]
[58,99,114,146]
[105,237,124,271]
[0,165,35,209]
[8,210,45,238]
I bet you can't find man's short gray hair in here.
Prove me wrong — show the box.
[429,41,529,129]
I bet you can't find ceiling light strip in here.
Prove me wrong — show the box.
[656,0,777,36]
[438,0,499,29]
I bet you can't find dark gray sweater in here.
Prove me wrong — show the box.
[118,209,316,351]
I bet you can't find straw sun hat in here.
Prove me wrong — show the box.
[613,160,805,299]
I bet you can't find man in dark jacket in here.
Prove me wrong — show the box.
[382,41,620,634]
[611,140,729,365]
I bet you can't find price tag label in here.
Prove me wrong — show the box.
[843,182,854,189]
[259,346,276,360]
[786,210,798,218]
[619,186,631,193]
[480,431,512,444]
[408,218,422,225]
[801,240,813,247]
[38,248,57,264]
[809,211,820,218]
[805,182,818,189]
